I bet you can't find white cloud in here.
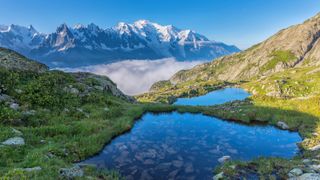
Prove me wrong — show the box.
[58,58,204,95]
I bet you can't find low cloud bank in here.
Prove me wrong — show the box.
[59,58,204,95]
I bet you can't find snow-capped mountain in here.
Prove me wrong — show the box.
[0,20,240,67]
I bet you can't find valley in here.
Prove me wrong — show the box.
[1,4,320,180]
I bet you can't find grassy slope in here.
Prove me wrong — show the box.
[0,67,182,179]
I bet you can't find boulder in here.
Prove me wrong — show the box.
[288,168,303,177]
[309,144,320,151]
[292,173,320,180]
[2,137,25,146]
[0,94,12,102]
[9,103,20,110]
[277,121,289,130]
[59,165,84,178]
[69,88,80,95]
[218,156,231,163]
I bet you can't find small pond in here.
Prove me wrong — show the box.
[82,88,302,179]
[174,88,250,106]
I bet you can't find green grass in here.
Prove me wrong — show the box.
[261,50,297,72]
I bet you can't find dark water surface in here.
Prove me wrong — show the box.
[82,88,302,180]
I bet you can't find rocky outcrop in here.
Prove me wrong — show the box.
[71,72,135,102]
[2,137,25,146]
[0,47,48,72]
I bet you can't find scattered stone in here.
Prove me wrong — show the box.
[59,165,84,178]
[218,156,231,163]
[213,172,224,180]
[310,164,320,171]
[2,137,25,146]
[46,152,55,159]
[76,108,83,112]
[9,103,19,110]
[23,110,36,116]
[288,168,303,177]
[70,88,80,95]
[11,128,23,136]
[104,107,109,111]
[277,121,289,130]
[293,173,320,180]
[40,140,46,144]
[0,94,12,102]
[309,144,320,151]
[303,159,312,165]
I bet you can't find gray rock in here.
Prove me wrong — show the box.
[310,164,320,171]
[59,165,84,178]
[70,88,80,95]
[104,107,110,111]
[293,173,320,180]
[10,103,19,110]
[303,159,312,165]
[288,168,303,177]
[2,137,25,146]
[218,156,231,163]
[0,94,12,102]
[277,121,289,130]
[213,172,224,180]
[23,110,36,116]
[310,144,320,151]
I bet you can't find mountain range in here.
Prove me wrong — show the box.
[0,20,240,67]
[139,13,320,102]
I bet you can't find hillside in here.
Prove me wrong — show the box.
[0,47,167,179]
[0,21,240,67]
[138,13,320,103]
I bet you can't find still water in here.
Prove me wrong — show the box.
[83,88,301,179]
[174,88,250,106]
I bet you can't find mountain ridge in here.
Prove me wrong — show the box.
[138,12,320,102]
[0,21,240,67]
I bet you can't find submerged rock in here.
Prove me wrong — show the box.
[218,156,231,163]
[2,137,25,146]
[277,121,289,130]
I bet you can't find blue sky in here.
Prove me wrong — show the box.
[0,0,319,49]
